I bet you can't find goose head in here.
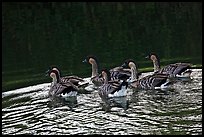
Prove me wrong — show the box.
[45,66,62,77]
[145,53,161,72]
[145,53,160,63]
[51,66,62,77]
[121,59,138,81]
[82,55,98,65]
[121,59,137,69]
[83,55,99,77]
[48,69,60,84]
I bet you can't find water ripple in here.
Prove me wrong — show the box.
[2,69,202,135]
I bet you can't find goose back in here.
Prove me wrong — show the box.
[131,73,170,89]
[159,63,192,76]
[98,69,128,98]
[146,53,192,77]
[49,82,78,97]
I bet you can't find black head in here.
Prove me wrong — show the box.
[121,59,136,69]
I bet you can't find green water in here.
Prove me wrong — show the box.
[2,2,202,91]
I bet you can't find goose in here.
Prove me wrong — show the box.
[82,55,104,86]
[48,69,79,97]
[98,69,128,99]
[46,66,89,88]
[121,59,172,90]
[145,53,192,79]
[82,55,131,86]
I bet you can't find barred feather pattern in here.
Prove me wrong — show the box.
[49,82,78,97]
[60,76,84,85]
[109,70,131,81]
[158,63,191,76]
[98,81,128,98]
[49,67,87,87]
[131,74,169,90]
[91,76,105,87]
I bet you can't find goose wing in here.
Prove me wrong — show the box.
[54,82,79,95]
[91,75,104,86]
[136,74,168,89]
[149,74,169,87]
[159,63,191,75]
[172,63,191,75]
[98,83,118,98]
[98,81,128,98]
[109,67,131,80]
[61,75,84,84]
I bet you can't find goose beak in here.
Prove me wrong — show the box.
[121,63,127,68]
[82,59,87,63]
[145,55,149,59]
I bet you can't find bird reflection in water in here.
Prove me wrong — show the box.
[47,95,78,110]
[100,96,129,112]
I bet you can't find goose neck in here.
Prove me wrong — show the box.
[130,65,138,82]
[102,73,109,84]
[153,59,160,72]
[91,61,99,77]
[51,73,60,84]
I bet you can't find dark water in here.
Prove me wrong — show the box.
[2,3,202,92]
[2,69,202,135]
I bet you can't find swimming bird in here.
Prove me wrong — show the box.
[121,59,172,90]
[145,53,192,79]
[46,66,89,88]
[48,69,79,97]
[82,55,104,86]
[98,69,128,99]
[82,55,131,86]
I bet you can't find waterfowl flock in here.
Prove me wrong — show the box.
[46,53,193,109]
